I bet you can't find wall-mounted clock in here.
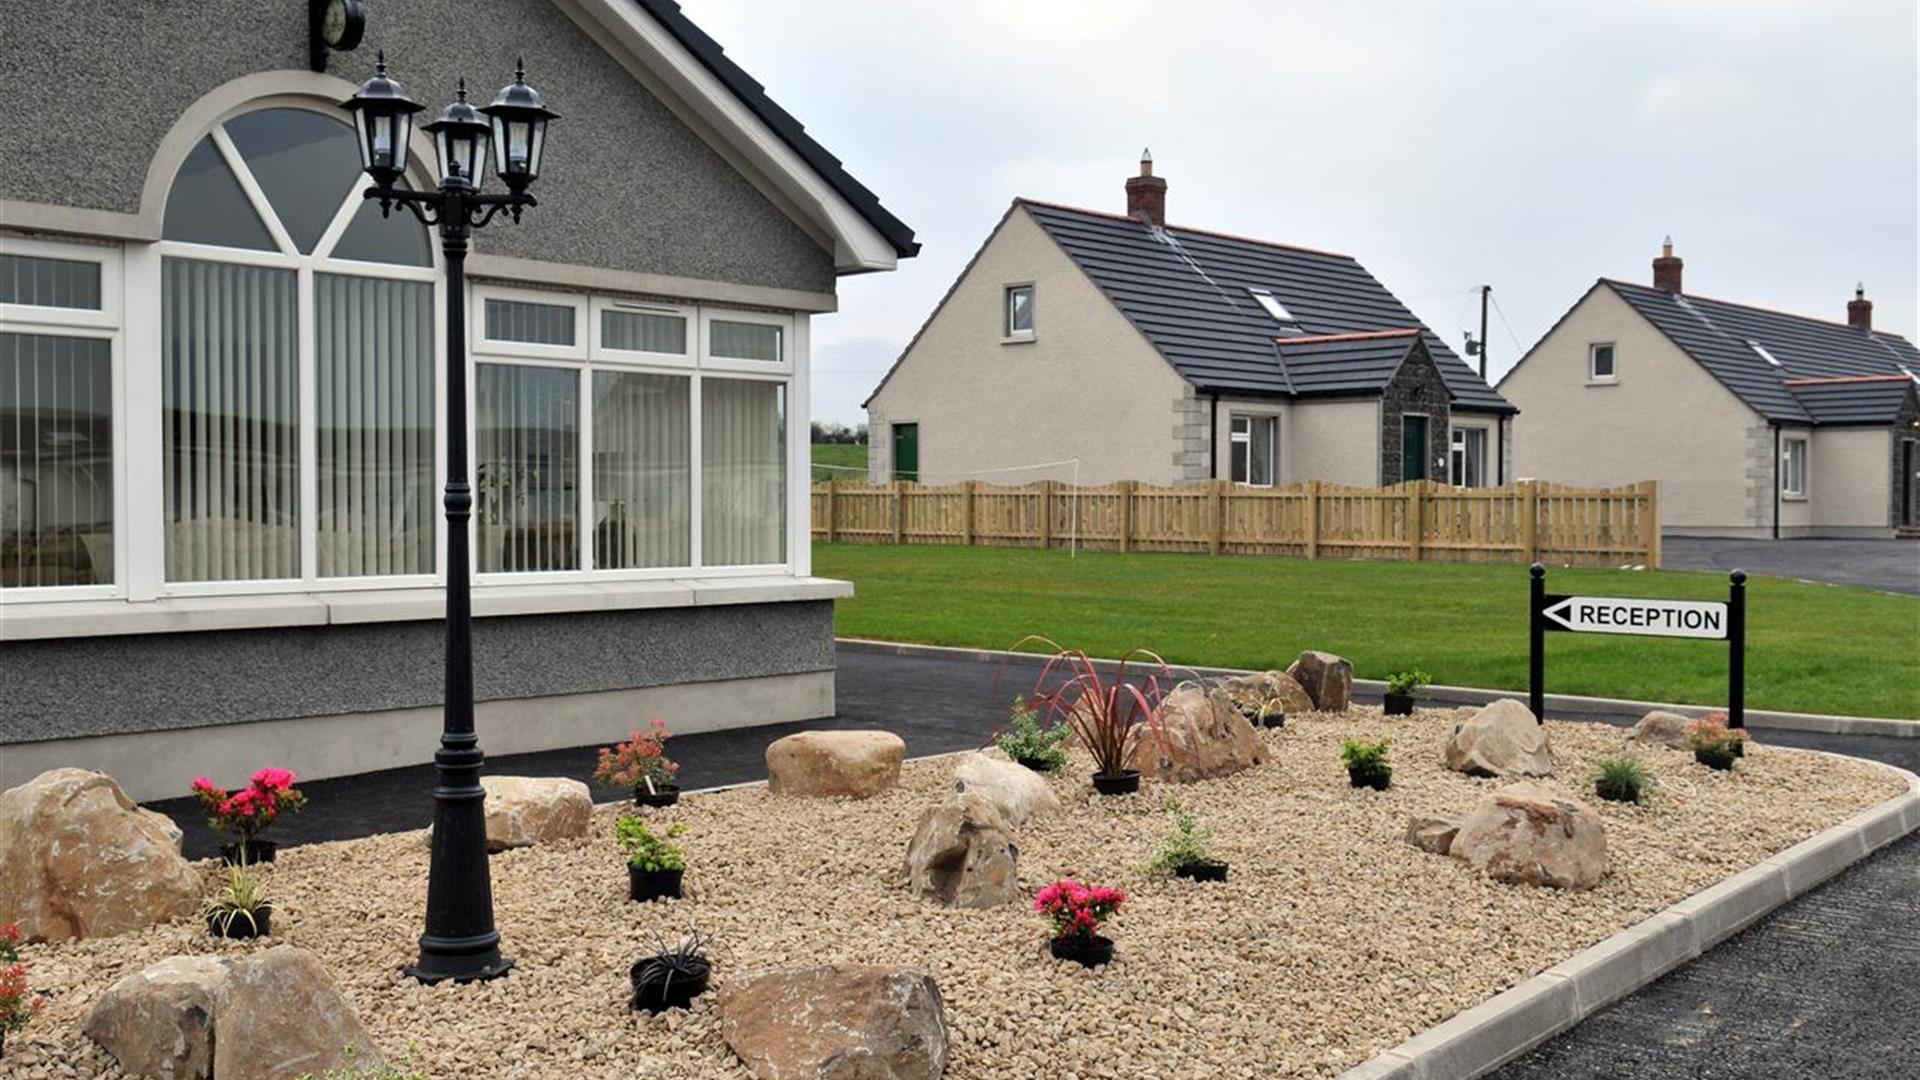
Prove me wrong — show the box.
[310,0,368,73]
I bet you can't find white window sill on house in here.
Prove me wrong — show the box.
[1585,379,1618,387]
[1781,494,1809,503]
[1000,333,1036,346]
[0,576,855,642]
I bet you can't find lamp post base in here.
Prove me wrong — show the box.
[406,933,514,985]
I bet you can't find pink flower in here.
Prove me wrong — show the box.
[251,767,297,792]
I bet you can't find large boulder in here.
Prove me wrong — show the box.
[0,768,200,941]
[949,750,1059,829]
[766,731,906,799]
[83,956,231,1080]
[718,966,949,1080]
[902,790,1020,909]
[212,945,383,1080]
[1286,651,1354,712]
[1405,813,1463,856]
[1450,782,1609,890]
[1443,699,1556,778]
[1629,710,1694,751]
[1218,670,1314,719]
[1128,682,1268,783]
[480,775,593,852]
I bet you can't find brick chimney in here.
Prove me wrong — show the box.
[1125,149,1167,227]
[1847,284,1873,331]
[1652,236,1683,294]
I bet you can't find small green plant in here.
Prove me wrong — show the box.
[1592,755,1651,803]
[1340,736,1393,789]
[616,817,687,872]
[1686,715,1745,770]
[992,695,1071,772]
[630,930,712,1012]
[202,859,272,937]
[297,1043,428,1080]
[1141,797,1215,875]
[1384,670,1431,698]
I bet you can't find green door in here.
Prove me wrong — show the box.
[1401,415,1428,482]
[892,423,919,482]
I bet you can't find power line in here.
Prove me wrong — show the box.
[1487,292,1526,352]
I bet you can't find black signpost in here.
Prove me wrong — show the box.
[1528,564,1748,727]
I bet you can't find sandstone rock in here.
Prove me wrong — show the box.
[83,955,230,1080]
[1629,710,1694,751]
[1443,699,1556,778]
[1286,651,1354,712]
[903,790,1020,909]
[766,731,906,799]
[0,768,200,941]
[1219,670,1314,719]
[718,966,949,1080]
[1405,813,1463,856]
[480,775,593,852]
[212,945,383,1080]
[949,750,1059,829]
[1450,782,1609,890]
[1128,682,1268,783]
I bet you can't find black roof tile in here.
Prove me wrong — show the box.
[1785,377,1920,426]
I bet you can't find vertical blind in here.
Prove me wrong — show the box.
[702,377,785,565]
[485,299,575,346]
[162,258,299,581]
[1,333,113,586]
[601,309,687,355]
[593,371,690,569]
[476,363,579,572]
[316,274,435,577]
[0,254,103,310]
[708,320,782,362]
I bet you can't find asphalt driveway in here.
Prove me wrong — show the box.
[1662,537,1919,595]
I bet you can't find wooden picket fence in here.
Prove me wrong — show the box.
[812,479,1662,568]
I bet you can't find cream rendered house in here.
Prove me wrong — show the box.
[864,157,1516,489]
[1500,243,1920,538]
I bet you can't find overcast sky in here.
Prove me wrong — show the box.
[682,0,1918,425]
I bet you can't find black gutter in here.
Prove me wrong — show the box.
[1771,424,1781,539]
[1209,394,1220,479]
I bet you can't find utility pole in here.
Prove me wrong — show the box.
[1478,284,1491,380]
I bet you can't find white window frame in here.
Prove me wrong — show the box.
[0,237,127,603]
[1450,425,1489,488]
[590,295,697,369]
[1588,342,1617,384]
[699,306,793,375]
[1229,413,1278,487]
[472,283,588,362]
[1781,435,1808,500]
[1003,282,1035,342]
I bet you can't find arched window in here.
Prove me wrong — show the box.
[159,105,437,584]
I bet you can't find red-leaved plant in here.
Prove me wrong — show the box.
[1015,636,1172,779]
[1,923,42,1055]
[1685,711,1745,754]
[594,721,680,795]
[1033,879,1126,942]
[190,768,307,843]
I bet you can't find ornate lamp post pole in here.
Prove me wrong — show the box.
[342,54,558,984]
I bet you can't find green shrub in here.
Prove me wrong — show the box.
[992,696,1070,772]
[298,1044,428,1080]
[1592,755,1651,803]
[1384,670,1431,697]
[615,818,687,872]
[1141,797,1214,874]
[1340,737,1393,788]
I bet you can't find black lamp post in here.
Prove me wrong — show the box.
[342,53,557,985]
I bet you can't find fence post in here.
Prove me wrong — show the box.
[1408,483,1424,562]
[1520,479,1539,563]
[1038,480,1054,550]
[961,480,976,547]
[1305,480,1321,560]
[1209,480,1226,555]
[1117,480,1134,552]
[890,480,903,544]
[1640,479,1662,569]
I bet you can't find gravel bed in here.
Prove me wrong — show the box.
[7,708,1906,1080]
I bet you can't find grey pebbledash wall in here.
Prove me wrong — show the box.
[1378,344,1454,484]
[0,0,834,294]
[2,601,833,745]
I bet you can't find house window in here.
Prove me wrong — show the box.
[1,332,114,587]
[1248,288,1295,324]
[1782,436,1807,498]
[703,378,786,565]
[1005,284,1034,339]
[1589,343,1616,382]
[1230,414,1277,486]
[1450,427,1487,488]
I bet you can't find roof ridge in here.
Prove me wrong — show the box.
[1600,277,1910,341]
[1016,197,1353,260]
[1782,374,1915,386]
[1277,328,1422,345]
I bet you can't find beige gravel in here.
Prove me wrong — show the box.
[6,709,1905,1080]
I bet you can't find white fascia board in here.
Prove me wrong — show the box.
[562,0,898,274]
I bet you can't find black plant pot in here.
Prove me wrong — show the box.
[630,957,711,1014]
[1049,934,1114,968]
[1091,770,1141,796]
[219,840,277,866]
[1348,767,1392,791]
[208,908,271,939]
[1173,860,1228,882]
[1695,748,1736,771]
[629,867,684,903]
[633,785,681,808]
[1383,693,1415,716]
[1594,781,1640,804]
[1729,739,1746,758]
[1014,755,1056,773]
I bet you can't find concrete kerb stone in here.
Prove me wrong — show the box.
[1542,911,1696,1017]
[1385,974,1578,1080]
[586,747,976,809]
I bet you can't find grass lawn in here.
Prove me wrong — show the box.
[810,441,869,483]
[815,542,1920,720]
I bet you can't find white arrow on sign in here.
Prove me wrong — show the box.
[1541,596,1729,640]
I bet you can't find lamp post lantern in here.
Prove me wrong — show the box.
[342,52,556,985]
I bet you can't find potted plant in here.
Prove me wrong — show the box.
[993,695,1071,773]
[629,931,712,1014]
[1592,755,1651,803]
[595,721,682,807]
[1019,637,1171,796]
[1252,697,1287,729]
[191,768,307,864]
[1382,670,1430,716]
[1,923,43,1060]
[1034,878,1126,968]
[618,817,687,902]
[203,859,273,939]
[1687,715,1745,771]
[1142,797,1226,882]
[1341,737,1393,790]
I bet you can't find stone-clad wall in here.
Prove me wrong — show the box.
[1379,344,1453,484]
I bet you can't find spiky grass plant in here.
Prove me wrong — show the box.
[1592,755,1652,803]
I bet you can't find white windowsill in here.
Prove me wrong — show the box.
[1000,333,1035,345]
[0,576,855,643]
[1585,378,1618,387]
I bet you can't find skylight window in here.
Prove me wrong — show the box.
[1746,339,1782,367]
[1249,288,1295,323]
